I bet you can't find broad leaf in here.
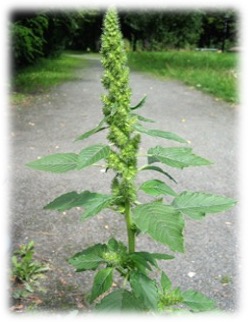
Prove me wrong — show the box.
[132,202,184,252]
[95,289,143,312]
[44,191,113,220]
[150,253,175,260]
[68,253,104,272]
[129,253,153,273]
[172,191,237,219]
[139,179,177,197]
[130,95,147,110]
[133,252,158,269]
[77,144,110,170]
[107,238,127,254]
[44,191,89,211]
[139,165,177,183]
[69,243,107,260]
[130,271,159,311]
[75,118,107,141]
[80,192,113,220]
[160,271,172,291]
[135,124,187,143]
[148,146,211,169]
[182,290,216,312]
[90,267,113,303]
[132,252,174,270]
[131,113,155,123]
[26,153,78,173]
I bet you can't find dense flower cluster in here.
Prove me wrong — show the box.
[101,8,140,209]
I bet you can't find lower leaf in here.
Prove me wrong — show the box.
[90,267,113,303]
[130,271,159,311]
[182,290,216,312]
[95,289,143,311]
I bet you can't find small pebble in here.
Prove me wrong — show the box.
[188,272,196,278]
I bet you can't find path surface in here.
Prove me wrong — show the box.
[10,56,239,312]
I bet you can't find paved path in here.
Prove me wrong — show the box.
[10,56,239,312]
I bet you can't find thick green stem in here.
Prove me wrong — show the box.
[125,201,135,253]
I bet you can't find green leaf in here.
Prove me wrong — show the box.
[68,253,104,272]
[133,252,159,268]
[139,165,177,183]
[160,271,172,291]
[80,192,113,221]
[130,271,159,311]
[139,179,177,197]
[44,191,88,211]
[77,144,110,170]
[26,153,78,173]
[135,124,187,143]
[129,253,153,273]
[75,119,107,141]
[130,95,147,110]
[148,146,212,169]
[90,267,113,303]
[132,202,184,252]
[95,289,143,312]
[44,191,113,219]
[69,243,107,259]
[131,252,174,270]
[131,113,155,123]
[172,191,237,219]
[150,253,175,260]
[182,290,216,312]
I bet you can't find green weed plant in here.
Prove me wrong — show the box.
[27,8,236,313]
[11,241,48,298]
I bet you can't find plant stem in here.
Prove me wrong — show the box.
[125,201,135,253]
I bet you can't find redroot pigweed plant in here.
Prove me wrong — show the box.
[27,8,236,313]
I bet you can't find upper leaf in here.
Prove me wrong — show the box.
[131,113,155,123]
[132,202,185,252]
[139,179,177,197]
[139,165,177,183]
[182,290,216,312]
[44,190,113,220]
[90,267,113,303]
[80,192,113,221]
[135,124,188,143]
[130,95,147,110]
[172,191,237,219]
[95,289,143,312]
[77,144,110,170]
[26,153,78,173]
[130,271,159,311]
[148,146,212,169]
[44,191,89,211]
[75,118,108,141]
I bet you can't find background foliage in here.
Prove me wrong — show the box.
[10,9,238,69]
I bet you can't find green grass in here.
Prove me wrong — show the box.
[11,54,87,105]
[128,51,239,103]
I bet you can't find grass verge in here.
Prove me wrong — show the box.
[11,54,87,105]
[128,51,239,104]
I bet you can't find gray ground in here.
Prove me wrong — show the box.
[10,56,239,313]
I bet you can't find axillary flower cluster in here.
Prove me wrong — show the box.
[101,9,140,210]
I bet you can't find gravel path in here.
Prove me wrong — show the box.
[10,56,239,312]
